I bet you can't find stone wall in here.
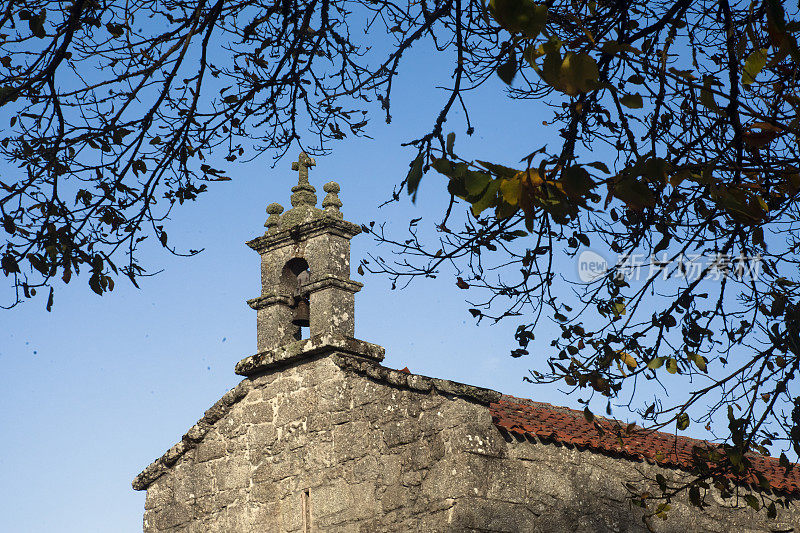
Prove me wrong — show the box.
[142,355,479,531]
[138,354,800,532]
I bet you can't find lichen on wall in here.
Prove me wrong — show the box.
[137,353,800,532]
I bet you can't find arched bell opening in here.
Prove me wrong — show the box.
[281,257,311,340]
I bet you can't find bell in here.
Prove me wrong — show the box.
[292,296,310,327]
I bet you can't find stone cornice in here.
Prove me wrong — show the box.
[303,275,363,294]
[247,217,361,254]
[246,294,293,310]
[234,334,385,376]
[331,355,502,406]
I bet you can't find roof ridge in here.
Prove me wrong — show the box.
[497,394,710,444]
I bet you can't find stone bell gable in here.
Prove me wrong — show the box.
[134,154,800,532]
[246,152,363,352]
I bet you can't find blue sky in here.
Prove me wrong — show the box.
[0,24,751,530]
[0,41,587,531]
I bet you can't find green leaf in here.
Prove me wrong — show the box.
[447,176,468,199]
[2,214,15,234]
[668,67,697,81]
[89,272,104,295]
[613,177,655,210]
[1,253,19,274]
[742,49,768,86]
[583,406,594,422]
[677,413,690,430]
[653,234,670,254]
[559,52,599,95]
[541,48,563,87]
[562,165,595,198]
[106,23,125,38]
[587,161,610,173]
[620,93,643,109]
[28,10,46,39]
[700,75,719,111]
[744,494,760,511]
[0,85,18,106]
[647,357,664,370]
[406,152,424,201]
[688,486,701,507]
[471,179,500,216]
[476,160,519,178]
[767,502,777,519]
[488,0,547,38]
[431,157,453,176]
[465,171,491,196]
[602,41,642,56]
[112,128,132,145]
[497,47,517,85]
[780,452,791,470]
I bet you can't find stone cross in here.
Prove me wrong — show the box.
[291,152,316,186]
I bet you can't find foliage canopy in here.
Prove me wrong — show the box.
[1,0,800,521]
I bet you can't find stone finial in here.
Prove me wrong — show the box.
[290,152,317,207]
[264,203,283,232]
[322,181,343,219]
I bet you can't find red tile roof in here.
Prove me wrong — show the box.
[490,395,800,495]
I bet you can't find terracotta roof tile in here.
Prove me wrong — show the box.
[489,395,800,496]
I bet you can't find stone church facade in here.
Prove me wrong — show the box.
[134,154,800,532]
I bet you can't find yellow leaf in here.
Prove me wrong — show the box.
[500,176,522,206]
[617,351,637,370]
[666,358,678,374]
[515,168,544,186]
[559,52,599,95]
[743,48,768,86]
[688,352,707,372]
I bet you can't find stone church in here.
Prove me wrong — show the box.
[134,154,800,532]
